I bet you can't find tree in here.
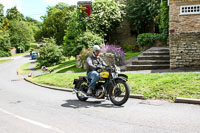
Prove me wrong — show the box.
[63,30,104,57]
[126,0,161,34]
[0,4,4,23]
[63,8,89,57]
[9,20,34,50]
[39,3,75,45]
[0,30,11,57]
[0,4,11,57]
[25,16,42,29]
[6,6,24,21]
[88,0,125,39]
[25,16,42,41]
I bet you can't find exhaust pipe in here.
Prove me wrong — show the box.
[72,88,88,97]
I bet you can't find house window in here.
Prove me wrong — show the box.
[180,5,200,15]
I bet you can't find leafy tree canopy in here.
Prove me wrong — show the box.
[39,3,75,45]
[126,0,161,34]
[0,4,4,23]
[88,0,125,38]
[6,6,24,21]
[9,20,34,48]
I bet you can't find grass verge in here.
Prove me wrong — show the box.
[12,52,29,57]
[18,62,31,75]
[0,59,13,64]
[28,72,200,100]
[35,57,86,73]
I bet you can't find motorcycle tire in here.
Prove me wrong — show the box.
[76,80,88,101]
[109,79,130,106]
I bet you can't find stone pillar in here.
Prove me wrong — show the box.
[99,53,115,66]
[169,0,200,69]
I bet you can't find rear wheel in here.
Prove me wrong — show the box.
[109,79,130,106]
[76,80,88,101]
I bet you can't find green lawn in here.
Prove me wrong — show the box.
[18,62,31,75]
[33,51,140,73]
[125,51,141,60]
[28,72,200,100]
[28,73,85,89]
[12,52,29,57]
[35,57,86,73]
[0,59,13,64]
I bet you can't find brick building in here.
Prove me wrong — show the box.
[169,0,200,69]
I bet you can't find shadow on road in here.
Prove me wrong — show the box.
[61,99,124,109]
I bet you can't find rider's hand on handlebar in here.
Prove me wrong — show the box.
[96,67,102,73]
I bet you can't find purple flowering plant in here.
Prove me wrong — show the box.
[101,43,125,66]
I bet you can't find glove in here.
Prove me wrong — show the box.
[96,67,102,73]
[104,66,110,71]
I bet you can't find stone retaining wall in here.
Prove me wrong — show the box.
[170,32,200,69]
[169,0,200,69]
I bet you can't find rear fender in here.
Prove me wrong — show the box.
[73,76,87,89]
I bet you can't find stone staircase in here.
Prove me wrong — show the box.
[126,47,170,70]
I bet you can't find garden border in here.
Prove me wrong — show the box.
[18,69,200,105]
[24,77,145,99]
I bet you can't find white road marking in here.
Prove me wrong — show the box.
[0,108,65,133]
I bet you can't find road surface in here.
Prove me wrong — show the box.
[0,55,200,133]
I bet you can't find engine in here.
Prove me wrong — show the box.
[95,83,105,99]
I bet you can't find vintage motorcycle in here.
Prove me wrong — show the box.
[73,65,130,106]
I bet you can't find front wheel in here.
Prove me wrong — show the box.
[109,79,130,106]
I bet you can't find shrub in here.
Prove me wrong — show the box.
[136,33,164,47]
[77,48,92,69]
[159,0,169,45]
[24,43,31,51]
[77,31,104,49]
[0,50,11,57]
[37,38,64,67]
[64,30,104,57]
[121,44,136,52]
[101,44,125,66]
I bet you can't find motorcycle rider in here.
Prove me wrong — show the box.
[86,45,107,96]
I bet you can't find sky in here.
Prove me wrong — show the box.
[0,0,92,21]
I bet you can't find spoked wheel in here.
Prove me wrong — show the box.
[76,80,88,101]
[109,79,130,106]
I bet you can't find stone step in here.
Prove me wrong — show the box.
[132,60,170,65]
[148,47,169,52]
[143,51,169,56]
[126,64,170,71]
[138,55,170,60]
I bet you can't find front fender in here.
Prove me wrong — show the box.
[114,77,127,82]
[117,74,128,81]
[107,77,127,91]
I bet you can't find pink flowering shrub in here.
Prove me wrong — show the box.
[101,44,125,66]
